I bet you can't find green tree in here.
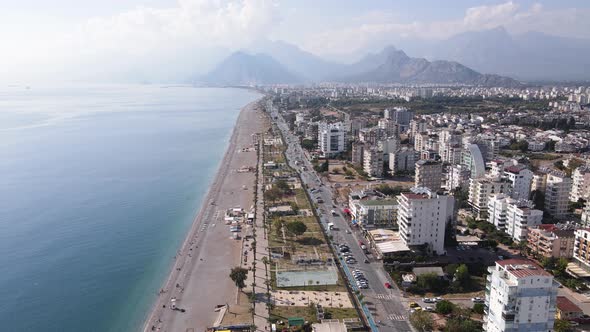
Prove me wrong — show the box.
[285,221,307,238]
[454,264,471,286]
[229,266,248,290]
[436,300,455,315]
[264,187,281,204]
[409,310,434,332]
[301,139,317,151]
[416,273,448,293]
[553,319,573,332]
[472,303,485,315]
[274,180,292,195]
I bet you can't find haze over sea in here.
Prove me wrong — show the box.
[0,85,261,332]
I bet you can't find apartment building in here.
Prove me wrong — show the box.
[462,143,486,179]
[445,164,471,191]
[318,122,346,157]
[544,172,573,220]
[504,165,534,201]
[527,225,575,259]
[351,141,365,166]
[363,148,384,178]
[572,229,590,275]
[570,165,590,202]
[397,187,454,255]
[488,194,510,231]
[468,177,512,219]
[488,195,543,241]
[505,200,543,242]
[415,159,443,192]
[349,199,398,230]
[389,147,416,174]
[483,259,558,332]
[439,129,463,165]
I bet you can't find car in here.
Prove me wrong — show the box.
[423,298,434,303]
[471,297,485,303]
[364,259,370,264]
[434,297,443,302]
[384,282,392,289]
[409,302,420,308]
[424,306,434,312]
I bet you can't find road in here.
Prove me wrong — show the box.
[268,102,413,332]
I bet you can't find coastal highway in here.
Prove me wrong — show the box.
[268,103,413,332]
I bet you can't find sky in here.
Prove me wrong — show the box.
[1,0,589,83]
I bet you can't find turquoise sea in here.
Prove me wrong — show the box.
[0,84,261,331]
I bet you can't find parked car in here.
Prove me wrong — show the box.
[384,282,392,289]
[471,297,485,303]
[423,298,435,303]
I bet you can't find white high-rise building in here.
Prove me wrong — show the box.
[439,129,462,165]
[505,200,543,242]
[503,165,534,201]
[545,172,573,220]
[571,166,590,202]
[318,122,346,157]
[398,187,454,255]
[483,259,557,332]
[445,164,470,191]
[488,194,511,231]
[469,178,512,219]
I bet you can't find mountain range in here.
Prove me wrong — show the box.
[199,26,590,86]
[200,45,521,87]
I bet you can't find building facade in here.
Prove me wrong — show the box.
[415,159,443,192]
[483,259,557,332]
[527,225,575,259]
[318,122,346,157]
[544,172,573,220]
[468,178,512,220]
[398,187,454,255]
[363,148,384,178]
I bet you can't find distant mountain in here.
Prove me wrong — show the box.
[430,26,590,81]
[248,40,343,81]
[341,46,520,86]
[201,51,300,85]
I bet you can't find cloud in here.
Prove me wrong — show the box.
[1,0,279,82]
[303,1,590,56]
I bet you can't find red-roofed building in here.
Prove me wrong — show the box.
[556,296,583,320]
[527,225,575,259]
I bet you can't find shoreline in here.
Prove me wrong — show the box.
[141,99,263,332]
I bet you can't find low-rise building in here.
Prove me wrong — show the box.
[366,229,410,260]
[556,296,584,321]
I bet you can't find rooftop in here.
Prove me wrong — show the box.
[497,259,552,278]
[359,199,398,207]
[556,296,583,313]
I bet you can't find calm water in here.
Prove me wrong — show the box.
[0,84,261,332]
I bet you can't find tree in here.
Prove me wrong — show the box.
[274,180,291,195]
[436,300,455,315]
[472,303,485,315]
[409,310,434,332]
[286,221,307,238]
[273,219,285,238]
[229,267,248,290]
[301,139,317,151]
[454,264,470,285]
[264,187,281,204]
[416,273,448,293]
[530,189,545,210]
[553,319,573,332]
[444,317,481,332]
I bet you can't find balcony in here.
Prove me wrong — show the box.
[502,312,516,321]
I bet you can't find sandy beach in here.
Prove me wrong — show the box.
[142,100,265,332]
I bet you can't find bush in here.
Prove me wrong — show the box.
[472,303,485,315]
[436,300,455,315]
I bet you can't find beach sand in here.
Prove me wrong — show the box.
[142,100,265,332]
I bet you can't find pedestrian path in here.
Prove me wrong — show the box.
[387,314,407,321]
[375,293,396,300]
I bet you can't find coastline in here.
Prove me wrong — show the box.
[141,98,263,332]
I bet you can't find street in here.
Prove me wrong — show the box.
[269,103,413,332]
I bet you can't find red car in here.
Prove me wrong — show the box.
[385,282,392,289]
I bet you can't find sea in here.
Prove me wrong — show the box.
[0,84,261,332]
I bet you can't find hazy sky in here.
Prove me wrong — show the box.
[1,0,589,83]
